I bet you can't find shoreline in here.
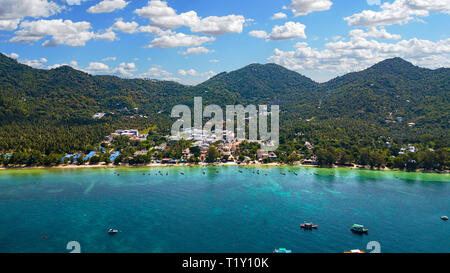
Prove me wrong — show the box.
[0,162,448,174]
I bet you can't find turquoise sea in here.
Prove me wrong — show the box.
[0,166,449,253]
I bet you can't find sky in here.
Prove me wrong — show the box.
[0,0,449,85]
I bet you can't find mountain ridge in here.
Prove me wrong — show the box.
[0,53,448,154]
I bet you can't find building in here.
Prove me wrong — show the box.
[83,151,97,161]
[305,141,314,150]
[93,113,105,119]
[109,151,120,162]
[257,149,269,160]
[116,129,139,137]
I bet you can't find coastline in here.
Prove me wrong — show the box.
[0,162,448,174]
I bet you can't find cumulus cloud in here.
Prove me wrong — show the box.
[65,0,88,5]
[112,62,137,77]
[86,62,110,72]
[284,0,333,16]
[268,34,450,81]
[181,46,214,55]
[109,18,139,34]
[350,27,401,40]
[102,56,117,61]
[19,57,48,68]
[134,0,246,36]
[344,0,450,27]
[5,52,19,59]
[0,0,62,31]
[87,0,129,14]
[9,19,115,47]
[271,12,287,20]
[178,69,216,78]
[367,0,381,5]
[139,66,172,78]
[191,15,246,36]
[138,25,167,35]
[148,32,215,48]
[249,21,307,41]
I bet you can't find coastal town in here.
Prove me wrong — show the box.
[1,124,447,172]
[2,123,444,173]
[59,128,284,166]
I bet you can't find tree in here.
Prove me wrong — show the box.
[206,146,220,163]
[316,148,336,166]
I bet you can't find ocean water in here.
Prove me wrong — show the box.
[0,166,449,253]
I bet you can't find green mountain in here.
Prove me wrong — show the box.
[0,53,448,156]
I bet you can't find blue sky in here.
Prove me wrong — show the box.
[1,0,449,84]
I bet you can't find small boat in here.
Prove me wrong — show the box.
[166,172,168,176]
[344,249,365,254]
[281,172,286,175]
[180,172,184,175]
[265,173,268,175]
[300,223,319,230]
[293,172,298,176]
[442,216,449,221]
[273,248,292,253]
[108,229,119,235]
[239,170,243,173]
[350,224,368,234]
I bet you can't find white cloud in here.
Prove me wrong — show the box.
[5,52,19,59]
[135,0,198,29]
[350,27,401,40]
[284,0,333,16]
[250,21,307,41]
[178,68,198,76]
[148,32,215,48]
[109,18,139,34]
[249,30,269,39]
[209,59,220,63]
[65,0,88,5]
[87,0,129,14]
[86,62,110,72]
[181,46,214,55]
[138,25,166,35]
[344,0,450,27]
[139,66,172,78]
[102,56,117,61]
[112,62,137,77]
[178,69,216,78]
[0,0,62,31]
[9,19,115,47]
[19,57,48,68]
[134,0,246,36]
[268,34,450,81]
[94,30,117,41]
[191,15,246,36]
[367,0,381,5]
[271,12,287,20]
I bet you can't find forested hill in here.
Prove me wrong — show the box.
[0,53,448,155]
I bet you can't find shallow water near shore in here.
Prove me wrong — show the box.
[0,166,449,253]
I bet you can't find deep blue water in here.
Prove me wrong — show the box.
[0,166,449,253]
